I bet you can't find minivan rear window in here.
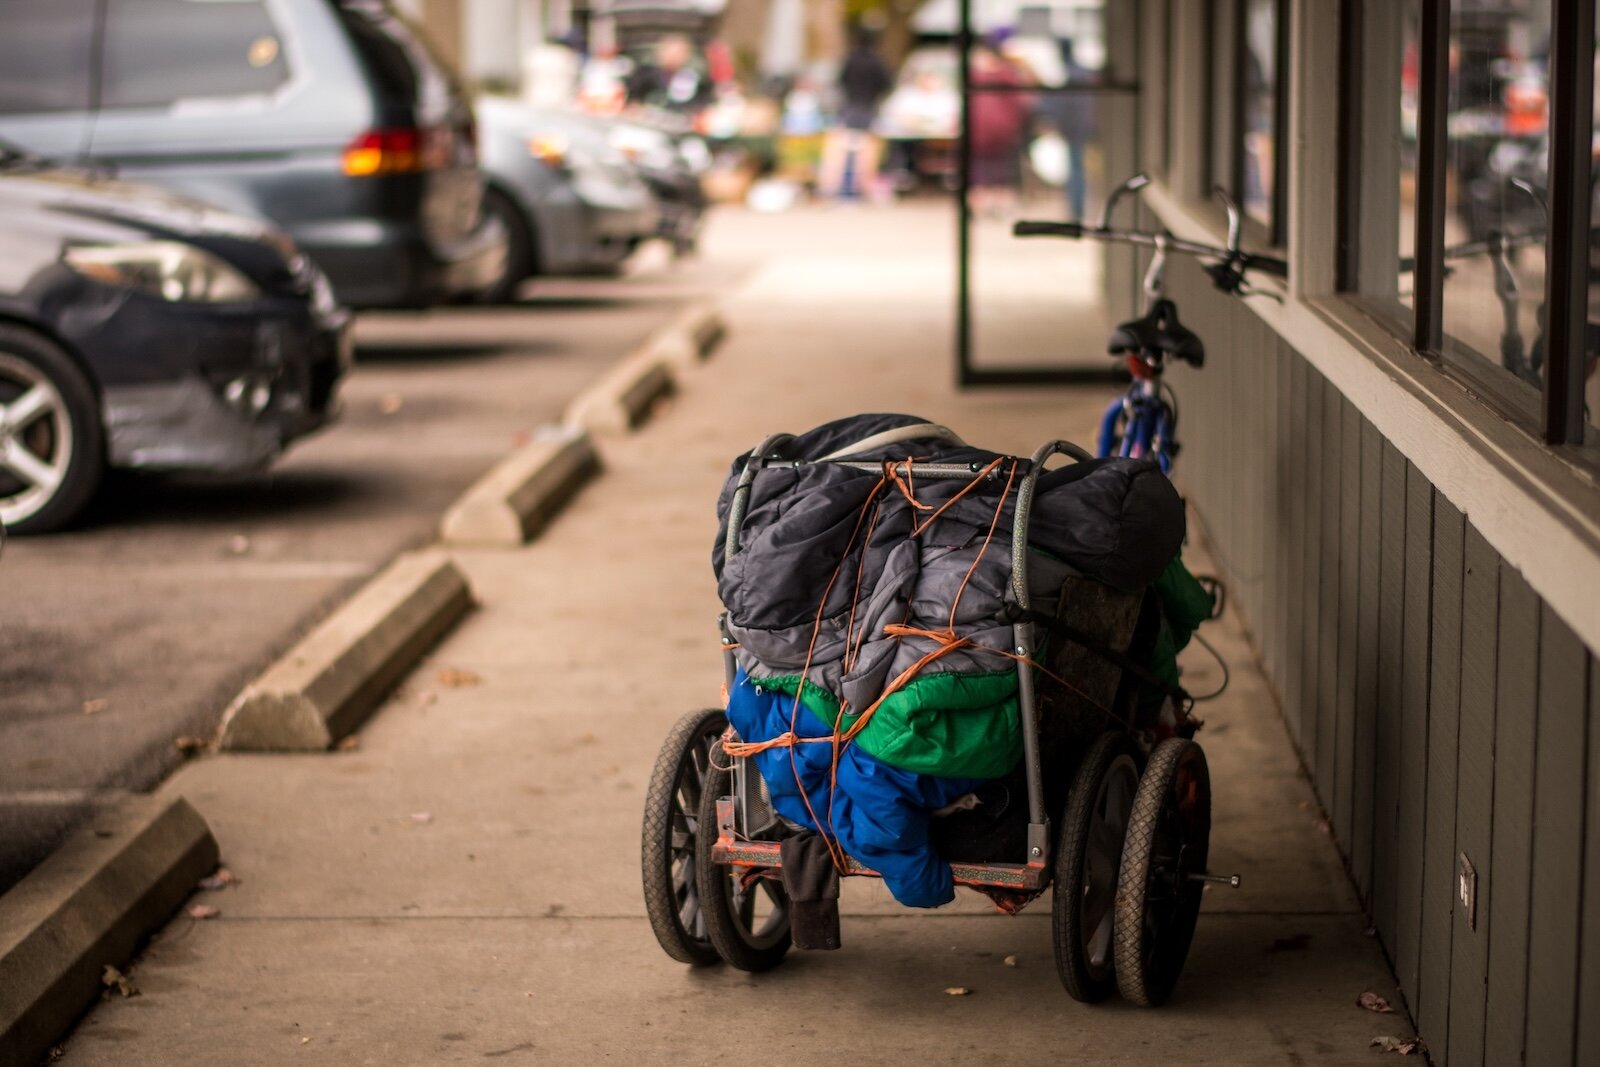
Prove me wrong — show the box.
[102,0,291,110]
[0,0,95,114]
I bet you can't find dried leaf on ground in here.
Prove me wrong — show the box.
[1358,991,1395,1013]
[82,699,108,715]
[1371,1036,1426,1055]
[187,904,221,920]
[1003,955,1018,968]
[943,987,972,996]
[198,867,239,891]
[436,667,481,688]
[101,964,139,998]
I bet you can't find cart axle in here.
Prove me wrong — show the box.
[1188,872,1241,888]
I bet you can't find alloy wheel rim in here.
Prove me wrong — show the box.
[0,352,73,526]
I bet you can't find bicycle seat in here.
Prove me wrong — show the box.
[1109,299,1206,367]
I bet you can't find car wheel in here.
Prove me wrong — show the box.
[0,325,104,534]
[479,186,535,304]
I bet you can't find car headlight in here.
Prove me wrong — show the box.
[62,241,260,303]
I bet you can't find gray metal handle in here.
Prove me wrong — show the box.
[1010,440,1093,610]
[723,433,795,560]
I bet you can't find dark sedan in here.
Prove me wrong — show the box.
[0,144,348,533]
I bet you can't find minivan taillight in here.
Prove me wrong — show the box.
[341,127,449,176]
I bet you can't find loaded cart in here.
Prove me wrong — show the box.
[641,416,1237,1007]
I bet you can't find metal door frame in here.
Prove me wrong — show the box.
[955,0,1143,385]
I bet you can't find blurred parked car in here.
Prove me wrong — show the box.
[0,0,505,309]
[0,142,348,534]
[607,116,711,256]
[475,96,660,301]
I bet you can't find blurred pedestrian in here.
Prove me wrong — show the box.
[1035,39,1100,221]
[626,34,713,116]
[818,26,893,200]
[968,42,1033,217]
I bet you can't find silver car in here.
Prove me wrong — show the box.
[474,96,659,300]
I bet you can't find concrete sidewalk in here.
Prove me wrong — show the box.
[55,205,1413,1065]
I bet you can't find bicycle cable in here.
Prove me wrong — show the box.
[1186,630,1231,703]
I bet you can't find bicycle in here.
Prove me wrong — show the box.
[1012,173,1289,474]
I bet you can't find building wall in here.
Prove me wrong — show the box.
[1161,248,1600,1065]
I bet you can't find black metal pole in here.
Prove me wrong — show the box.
[1542,0,1595,445]
[956,0,973,387]
[1413,0,1450,354]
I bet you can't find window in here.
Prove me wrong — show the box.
[1238,0,1283,233]
[102,0,290,111]
[1341,0,1596,453]
[1205,0,1285,241]
[1574,0,1600,451]
[1440,1,1551,405]
[0,0,95,115]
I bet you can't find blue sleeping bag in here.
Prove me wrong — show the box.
[724,670,983,908]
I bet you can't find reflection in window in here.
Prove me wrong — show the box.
[0,0,95,115]
[1240,0,1278,229]
[1440,0,1550,399]
[102,0,289,111]
[1397,5,1421,310]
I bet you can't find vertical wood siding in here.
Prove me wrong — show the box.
[1163,259,1597,1066]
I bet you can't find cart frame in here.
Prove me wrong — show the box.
[712,433,1101,892]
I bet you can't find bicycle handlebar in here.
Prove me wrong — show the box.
[1011,220,1289,279]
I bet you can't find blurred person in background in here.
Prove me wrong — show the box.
[1035,38,1101,222]
[626,34,713,116]
[817,25,893,200]
[968,39,1033,218]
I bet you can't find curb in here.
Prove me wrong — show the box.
[0,795,218,1067]
[439,425,600,547]
[647,302,727,371]
[216,550,473,751]
[563,346,675,435]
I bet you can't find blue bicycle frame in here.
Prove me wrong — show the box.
[1097,378,1175,474]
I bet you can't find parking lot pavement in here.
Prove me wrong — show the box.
[51,203,1411,1064]
[0,246,754,894]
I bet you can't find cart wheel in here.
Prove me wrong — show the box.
[1114,738,1212,1007]
[640,708,726,965]
[1052,731,1141,1003]
[695,749,792,972]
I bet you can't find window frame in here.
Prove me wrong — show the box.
[1338,0,1597,450]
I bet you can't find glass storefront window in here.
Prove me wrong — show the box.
[1344,0,1599,451]
[1397,5,1422,312]
[1240,0,1279,230]
[1439,1,1550,404]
